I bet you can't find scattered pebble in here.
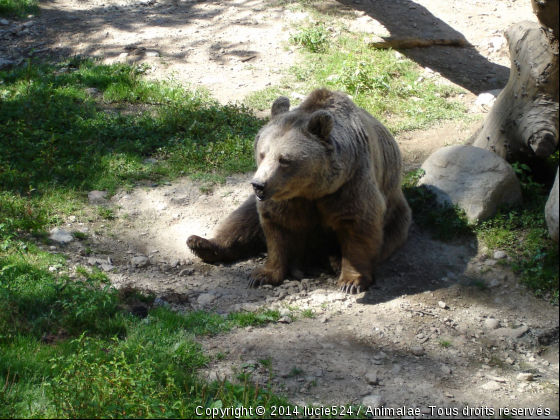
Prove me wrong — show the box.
[278,316,292,324]
[49,228,74,244]
[362,394,384,409]
[131,256,150,268]
[517,372,534,382]
[411,346,424,356]
[481,380,501,391]
[494,250,507,259]
[197,293,217,306]
[485,318,501,330]
[438,301,448,309]
[365,370,378,385]
[88,190,108,204]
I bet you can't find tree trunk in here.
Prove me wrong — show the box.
[532,0,559,40]
[472,14,559,162]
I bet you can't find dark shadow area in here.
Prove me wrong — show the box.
[334,0,510,94]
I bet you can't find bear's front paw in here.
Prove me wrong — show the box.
[187,235,221,263]
[337,274,371,295]
[248,267,285,288]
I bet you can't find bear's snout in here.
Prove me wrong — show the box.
[250,180,268,201]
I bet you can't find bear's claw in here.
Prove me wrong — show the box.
[247,267,284,288]
[340,283,364,295]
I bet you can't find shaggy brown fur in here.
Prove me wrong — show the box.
[187,89,411,294]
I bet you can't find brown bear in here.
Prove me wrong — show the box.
[187,89,411,294]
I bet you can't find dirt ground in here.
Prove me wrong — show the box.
[5,0,559,416]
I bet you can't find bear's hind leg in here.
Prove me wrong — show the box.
[187,194,265,263]
[380,191,411,261]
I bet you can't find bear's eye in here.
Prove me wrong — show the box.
[279,157,290,166]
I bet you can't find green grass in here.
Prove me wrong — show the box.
[476,162,559,302]
[246,31,469,134]
[438,340,452,348]
[0,57,293,417]
[290,22,331,53]
[0,239,288,417]
[0,57,261,234]
[0,0,39,17]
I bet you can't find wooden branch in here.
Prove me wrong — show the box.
[471,21,559,161]
[532,0,559,40]
[366,36,470,50]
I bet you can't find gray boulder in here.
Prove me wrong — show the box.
[545,169,559,243]
[419,145,522,222]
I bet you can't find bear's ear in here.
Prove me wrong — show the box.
[271,96,290,118]
[307,110,333,140]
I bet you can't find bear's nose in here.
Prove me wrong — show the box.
[250,180,266,192]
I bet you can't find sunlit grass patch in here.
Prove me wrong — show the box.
[0,0,39,17]
[246,32,469,134]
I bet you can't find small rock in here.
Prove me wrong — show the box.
[481,380,501,391]
[197,293,216,306]
[365,370,378,385]
[517,372,534,382]
[441,365,452,375]
[410,346,424,356]
[475,92,498,108]
[131,256,150,268]
[493,325,529,339]
[362,394,384,409]
[179,268,195,276]
[320,315,329,323]
[49,228,74,244]
[278,316,292,324]
[485,259,498,266]
[494,250,507,259]
[88,190,108,204]
[153,297,169,307]
[489,279,501,288]
[485,318,501,330]
[101,263,115,272]
[0,19,10,25]
[438,301,448,309]
[0,59,15,69]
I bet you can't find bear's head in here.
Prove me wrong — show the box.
[250,96,335,202]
